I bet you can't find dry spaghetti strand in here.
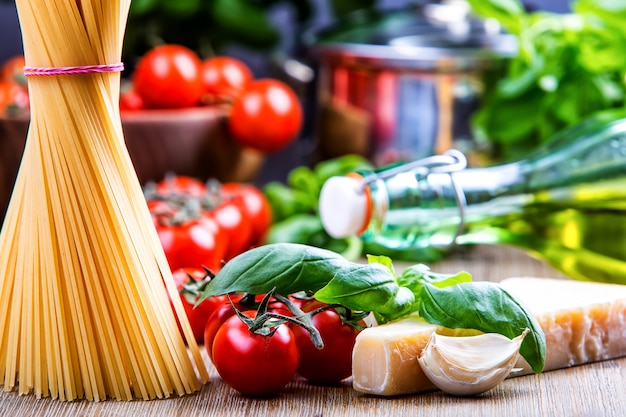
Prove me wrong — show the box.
[0,0,208,401]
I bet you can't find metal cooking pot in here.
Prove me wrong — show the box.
[308,1,517,166]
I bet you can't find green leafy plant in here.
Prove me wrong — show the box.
[123,0,310,62]
[120,0,377,66]
[200,242,547,374]
[468,0,626,160]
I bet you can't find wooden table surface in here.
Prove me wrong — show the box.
[1,244,625,417]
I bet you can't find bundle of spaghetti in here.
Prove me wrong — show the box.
[0,0,209,401]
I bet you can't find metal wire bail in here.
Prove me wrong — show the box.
[361,149,468,189]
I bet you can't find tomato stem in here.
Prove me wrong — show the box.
[309,303,369,331]
[228,290,324,349]
[272,293,324,349]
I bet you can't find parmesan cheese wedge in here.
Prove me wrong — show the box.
[351,277,626,396]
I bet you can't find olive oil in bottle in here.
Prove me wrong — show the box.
[319,111,626,284]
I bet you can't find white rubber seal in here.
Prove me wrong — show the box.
[319,176,368,238]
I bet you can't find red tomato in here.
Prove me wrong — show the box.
[203,301,247,360]
[201,56,253,103]
[147,198,177,226]
[155,216,227,272]
[212,310,299,397]
[171,268,228,343]
[291,301,362,384]
[133,44,203,109]
[1,55,27,86]
[171,266,206,290]
[220,183,272,246]
[209,197,253,260]
[155,175,208,197]
[228,79,303,153]
[119,88,145,112]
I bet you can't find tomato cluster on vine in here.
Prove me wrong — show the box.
[166,259,366,397]
[145,174,273,344]
[202,290,367,397]
[146,175,272,273]
[144,176,363,398]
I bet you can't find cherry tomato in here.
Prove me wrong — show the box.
[147,198,177,226]
[228,79,303,153]
[203,300,248,360]
[212,310,299,397]
[209,196,253,260]
[171,266,204,289]
[201,56,253,103]
[291,301,362,384]
[156,175,207,197]
[155,216,227,272]
[1,55,27,86]
[133,44,203,109]
[119,88,145,112]
[171,268,228,343]
[182,293,223,343]
[221,183,272,246]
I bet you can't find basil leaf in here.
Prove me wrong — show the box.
[314,264,414,322]
[160,0,202,17]
[399,263,472,289]
[265,216,363,261]
[418,281,546,374]
[211,0,279,48]
[200,243,350,299]
[466,0,525,35]
[576,0,626,38]
[366,254,396,276]
[287,166,321,197]
[497,56,544,99]
[264,214,325,245]
[263,182,312,222]
[363,241,444,263]
[314,154,373,184]
[129,0,159,15]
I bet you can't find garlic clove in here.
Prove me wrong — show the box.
[417,329,528,396]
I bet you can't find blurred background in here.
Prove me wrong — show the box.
[0,0,586,187]
[0,0,588,208]
[5,0,624,267]
[0,1,571,67]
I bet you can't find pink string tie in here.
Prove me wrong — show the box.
[23,62,124,76]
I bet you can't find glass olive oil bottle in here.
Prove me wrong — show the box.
[319,111,626,284]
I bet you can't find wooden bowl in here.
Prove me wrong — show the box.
[0,106,265,218]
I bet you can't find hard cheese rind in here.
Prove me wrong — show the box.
[351,277,626,396]
[502,277,626,374]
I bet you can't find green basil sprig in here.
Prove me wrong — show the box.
[200,243,546,373]
[467,0,626,161]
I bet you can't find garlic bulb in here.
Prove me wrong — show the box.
[417,329,529,396]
